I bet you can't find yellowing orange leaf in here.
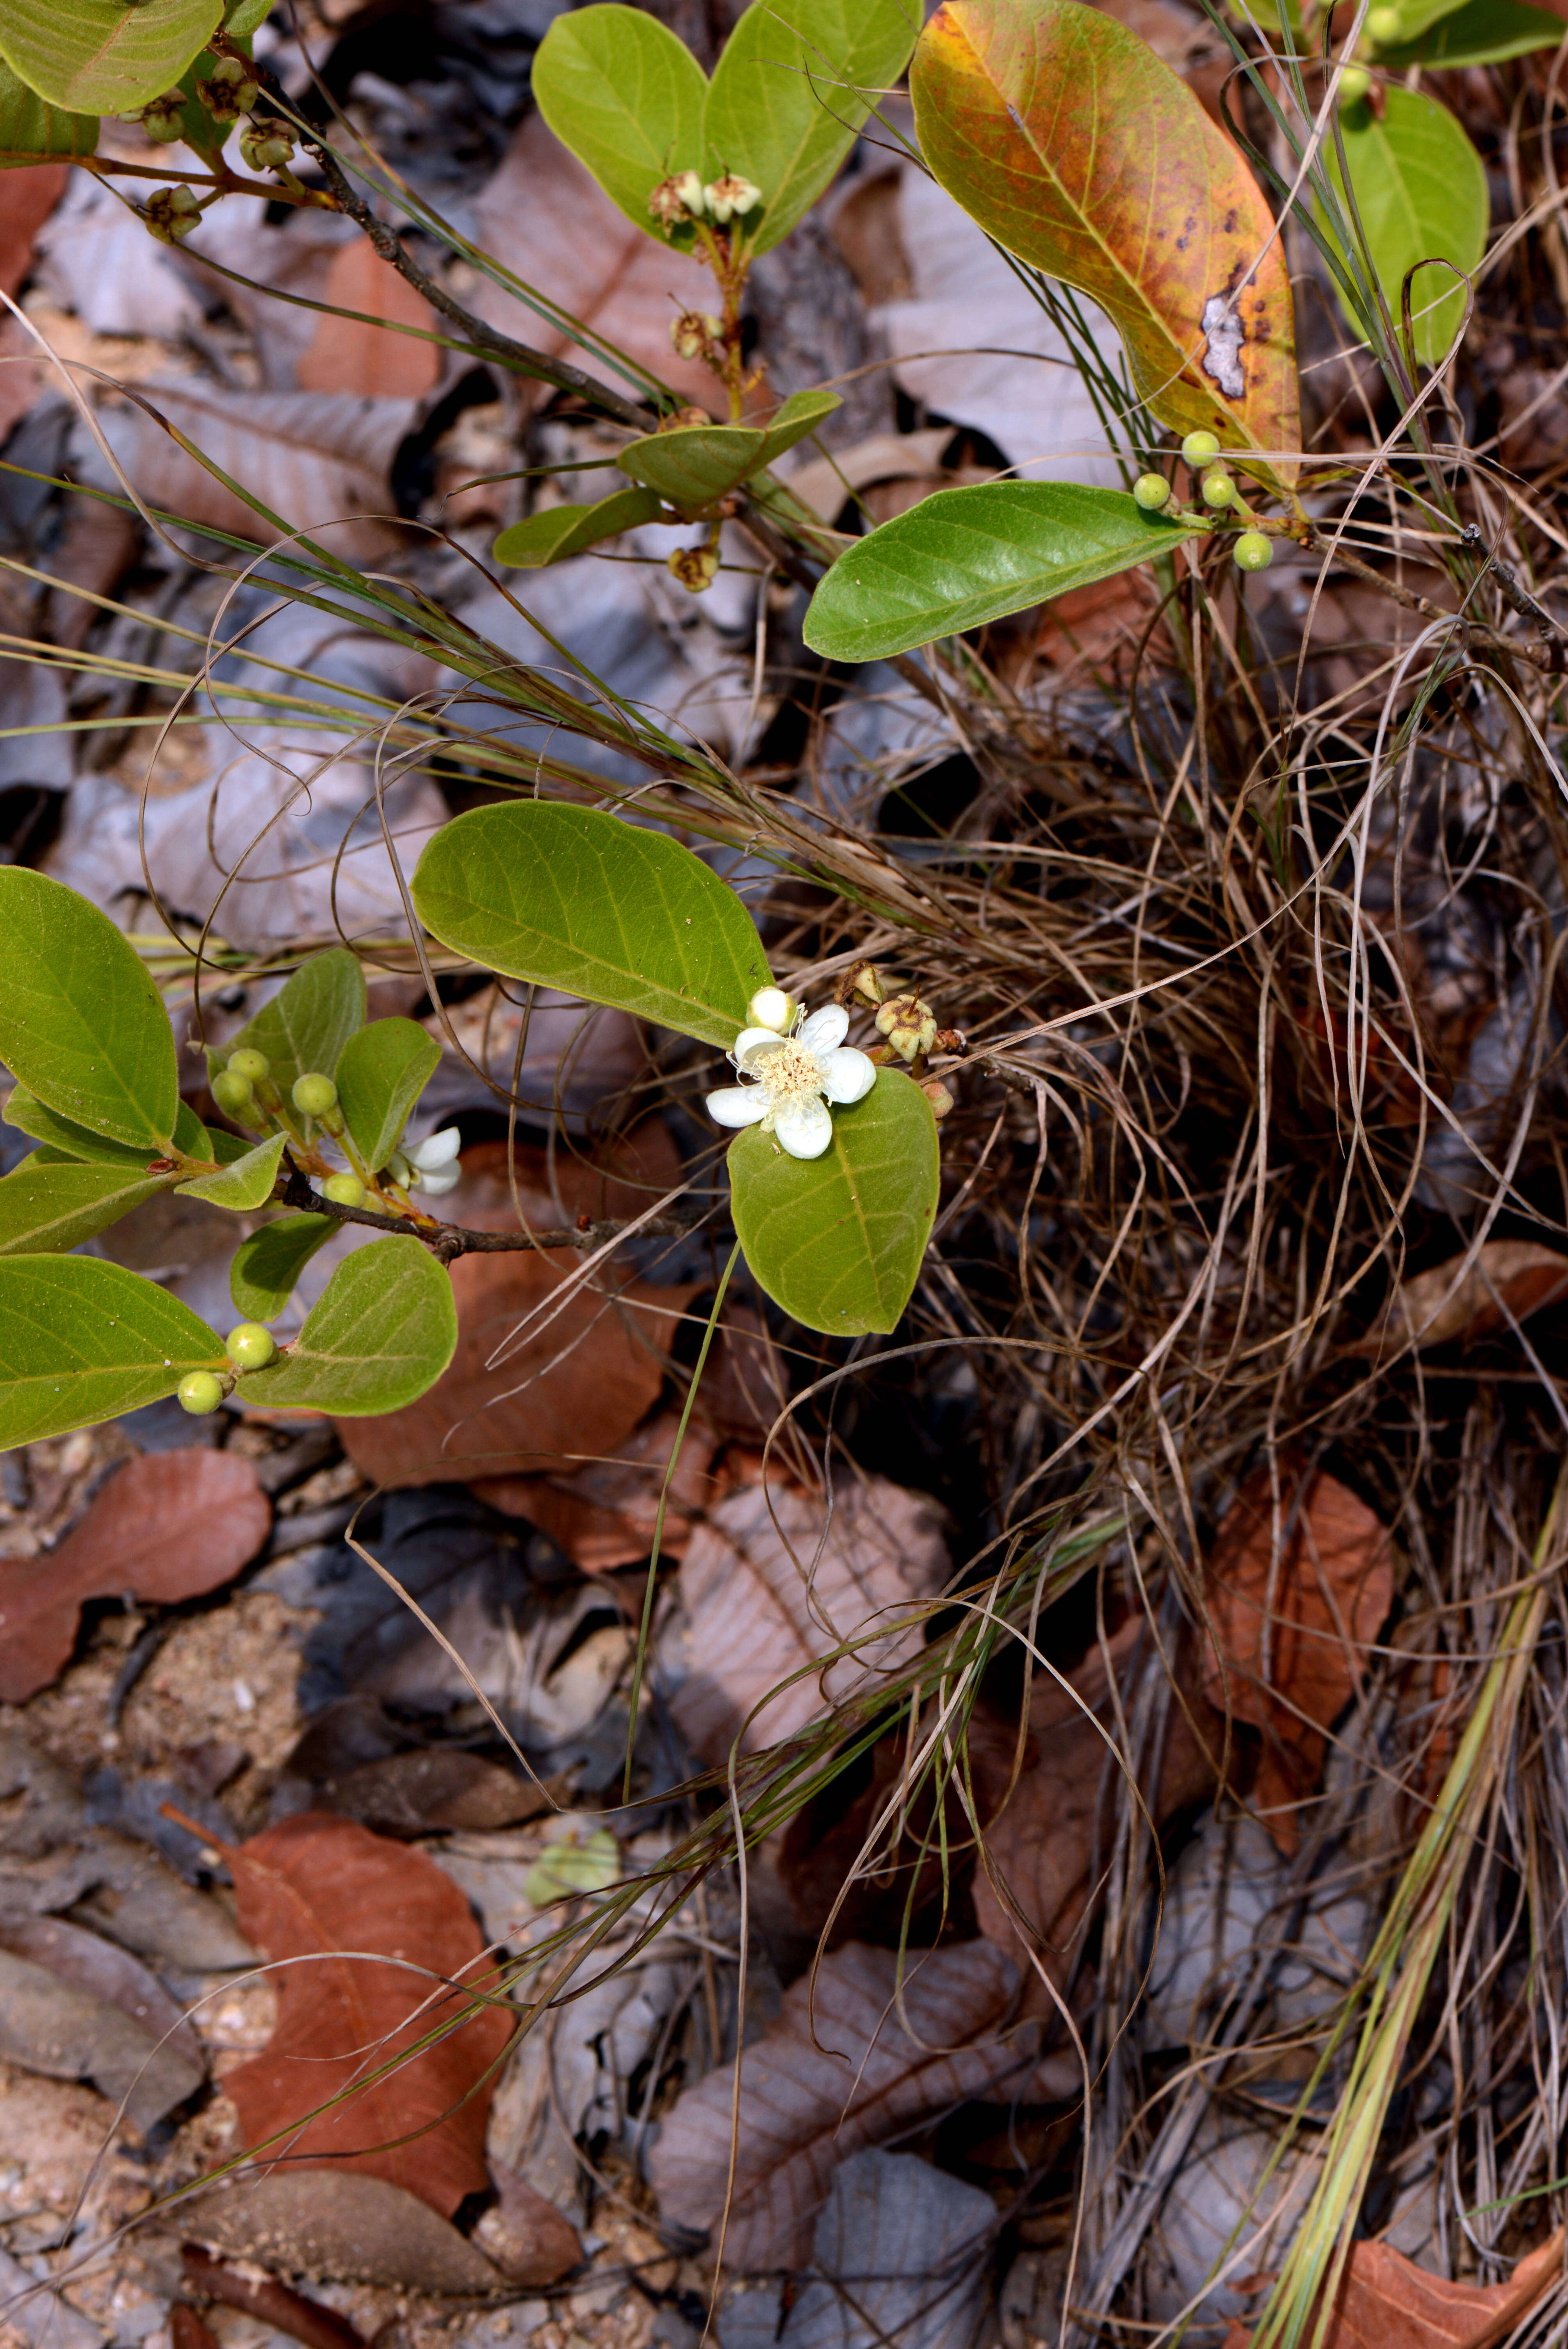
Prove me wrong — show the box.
[1202,1467,1393,1852]
[1223,2226,1564,2349]
[911,0,1298,470]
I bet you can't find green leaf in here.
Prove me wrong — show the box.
[0,1162,173,1256]
[175,1131,286,1210]
[0,1255,222,1447]
[911,0,1299,468]
[0,871,178,1153]
[533,3,708,239]
[617,389,842,508]
[0,0,222,114]
[412,802,770,1050]
[704,0,919,256]
[804,480,1204,663]
[215,948,367,1101]
[1326,88,1488,368]
[0,51,96,162]
[4,1089,154,1169]
[1373,0,1563,59]
[223,0,271,31]
[493,486,664,570]
[239,1236,458,1415]
[229,1214,335,1321]
[729,1069,938,1336]
[334,1019,442,1173]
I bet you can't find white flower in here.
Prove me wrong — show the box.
[707,1004,875,1159]
[405,1126,462,1196]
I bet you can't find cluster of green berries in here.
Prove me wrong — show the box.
[1130,430,1274,572]
[176,1320,278,1415]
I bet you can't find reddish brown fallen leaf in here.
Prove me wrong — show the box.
[672,1471,951,1763]
[649,1938,1039,2269]
[1202,1467,1393,1853]
[476,2162,582,2286]
[337,1135,695,1491]
[474,1406,721,1570]
[0,1449,271,1702]
[182,2247,366,2349]
[1221,2226,1564,2349]
[1361,1241,1568,1355]
[295,234,440,398]
[222,1813,513,2218]
[0,164,69,440]
[971,1614,1222,1973]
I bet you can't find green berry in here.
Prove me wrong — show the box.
[1338,62,1372,98]
[1181,430,1221,466]
[1201,469,1235,508]
[212,1069,255,1118]
[1234,531,1275,572]
[226,1321,277,1371]
[1367,4,1401,40]
[292,1073,338,1117]
[178,1371,225,1415]
[228,1048,270,1085]
[322,1173,366,1208]
[1133,472,1171,511]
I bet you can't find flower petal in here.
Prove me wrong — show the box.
[417,1164,462,1196]
[799,1003,849,1053]
[819,1046,877,1105]
[773,1095,833,1158]
[733,1028,788,1067]
[409,1125,462,1169]
[707,1087,768,1129]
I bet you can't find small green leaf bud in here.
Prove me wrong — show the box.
[1234,531,1275,572]
[226,1321,276,1371]
[144,185,202,245]
[212,1068,255,1118]
[321,1172,366,1208]
[1201,467,1235,508]
[1366,5,1401,41]
[1337,62,1372,98]
[178,1371,225,1415]
[228,1048,270,1085]
[1181,430,1221,466]
[238,121,295,173]
[292,1073,338,1117]
[1133,472,1172,511]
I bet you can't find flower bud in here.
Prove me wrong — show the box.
[704,174,761,225]
[1133,472,1171,511]
[203,54,260,120]
[321,1171,366,1208]
[670,310,719,361]
[144,185,201,245]
[1234,530,1274,572]
[675,169,706,214]
[239,121,295,172]
[1181,430,1221,466]
[128,92,187,143]
[227,1048,270,1086]
[292,1072,338,1117]
[212,1068,255,1119]
[1201,466,1235,509]
[668,542,720,594]
[178,1371,225,1415]
[747,985,796,1035]
[874,992,939,1062]
[918,1076,956,1121]
[226,1321,276,1371]
[846,960,886,1008]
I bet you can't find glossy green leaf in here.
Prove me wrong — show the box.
[175,1132,286,1210]
[533,4,708,238]
[239,1236,457,1415]
[1326,88,1488,368]
[1373,0,1563,59]
[0,0,221,114]
[412,802,769,1049]
[0,1162,173,1256]
[0,870,177,1153]
[729,1069,939,1335]
[804,480,1203,662]
[911,0,1299,468]
[229,1214,335,1321]
[617,389,842,508]
[493,486,663,570]
[4,1089,153,1168]
[214,948,367,1102]
[704,0,919,255]
[0,52,96,163]
[0,1255,222,1447]
[334,1019,442,1173]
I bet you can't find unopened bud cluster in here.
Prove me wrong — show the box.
[670,311,723,362]
[648,167,761,235]
[203,54,260,120]
[239,121,295,173]
[144,185,202,244]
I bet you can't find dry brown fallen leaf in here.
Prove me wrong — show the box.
[671,1470,951,1763]
[0,1448,271,1703]
[339,1134,696,1491]
[221,1811,513,2217]
[971,1613,1222,1976]
[475,1404,722,1571]
[471,111,721,417]
[1203,1466,1393,1853]
[178,2169,505,2294]
[0,163,69,440]
[649,1938,1039,2270]
[310,1748,554,1839]
[1360,1240,1568,1355]
[294,233,440,398]
[1222,2226,1564,2349]
[476,2160,583,2286]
